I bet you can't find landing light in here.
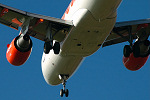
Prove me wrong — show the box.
[35,18,44,26]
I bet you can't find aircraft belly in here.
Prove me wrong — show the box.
[41,0,121,86]
[41,52,83,85]
[61,9,116,56]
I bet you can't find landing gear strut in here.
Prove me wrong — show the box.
[44,23,60,54]
[122,25,150,58]
[59,74,69,97]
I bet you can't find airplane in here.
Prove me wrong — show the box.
[0,0,150,97]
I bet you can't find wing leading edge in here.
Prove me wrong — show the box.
[1,3,150,47]
[0,3,73,42]
[103,18,150,47]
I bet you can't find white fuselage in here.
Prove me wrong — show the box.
[41,0,122,85]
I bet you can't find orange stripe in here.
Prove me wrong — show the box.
[12,18,23,26]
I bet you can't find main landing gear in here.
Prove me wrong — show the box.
[123,40,150,58]
[123,42,142,58]
[114,24,150,58]
[44,23,60,54]
[123,45,132,57]
[44,41,60,54]
[59,74,69,97]
[123,25,150,58]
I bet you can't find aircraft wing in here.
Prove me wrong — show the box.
[102,18,150,47]
[0,3,73,42]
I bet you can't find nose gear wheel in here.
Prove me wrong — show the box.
[59,74,69,97]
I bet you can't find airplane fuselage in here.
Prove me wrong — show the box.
[41,0,122,85]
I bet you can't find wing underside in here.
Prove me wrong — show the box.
[103,18,150,47]
[0,3,150,47]
[0,3,73,42]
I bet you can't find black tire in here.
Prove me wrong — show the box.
[65,89,69,97]
[123,45,132,57]
[53,42,60,54]
[132,42,140,58]
[44,42,52,54]
[60,89,64,97]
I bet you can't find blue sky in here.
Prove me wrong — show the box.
[0,0,150,100]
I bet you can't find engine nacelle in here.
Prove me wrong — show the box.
[6,35,32,66]
[123,53,149,71]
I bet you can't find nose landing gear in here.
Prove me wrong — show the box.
[60,82,69,97]
[59,74,69,97]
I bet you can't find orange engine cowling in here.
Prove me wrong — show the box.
[123,53,149,71]
[6,35,32,66]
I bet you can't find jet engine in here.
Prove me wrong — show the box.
[123,40,150,71]
[6,35,32,66]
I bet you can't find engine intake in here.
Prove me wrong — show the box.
[6,35,32,66]
[15,35,32,52]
